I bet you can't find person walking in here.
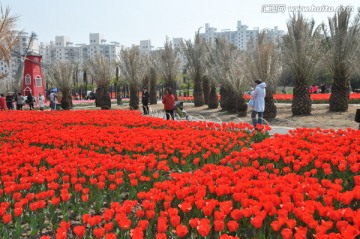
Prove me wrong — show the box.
[5,93,14,110]
[141,87,150,115]
[26,92,35,110]
[0,94,7,110]
[251,80,267,129]
[49,91,57,110]
[38,93,45,111]
[16,92,24,110]
[162,88,175,120]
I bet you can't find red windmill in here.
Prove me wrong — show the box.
[21,51,45,99]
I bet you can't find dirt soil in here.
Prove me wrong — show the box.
[116,103,360,130]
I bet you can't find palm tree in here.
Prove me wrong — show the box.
[153,38,180,99]
[180,31,207,106]
[47,61,77,110]
[245,30,282,120]
[118,46,148,109]
[282,13,322,116]
[321,7,360,112]
[0,6,19,80]
[84,55,114,109]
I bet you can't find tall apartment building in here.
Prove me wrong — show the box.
[40,33,121,65]
[199,21,284,49]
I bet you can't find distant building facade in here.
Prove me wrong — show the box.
[40,33,121,65]
[199,21,284,49]
[139,40,154,53]
[1,23,285,90]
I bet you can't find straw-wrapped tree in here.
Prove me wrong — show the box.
[84,55,114,109]
[118,46,148,110]
[153,38,180,99]
[206,38,248,115]
[321,7,360,112]
[180,31,207,106]
[47,61,77,110]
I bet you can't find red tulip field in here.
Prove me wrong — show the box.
[0,110,359,239]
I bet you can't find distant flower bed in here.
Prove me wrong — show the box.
[178,93,360,104]
[272,93,360,104]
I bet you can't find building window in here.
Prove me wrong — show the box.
[35,76,42,87]
[25,74,31,85]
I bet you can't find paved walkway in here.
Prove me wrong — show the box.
[268,126,294,135]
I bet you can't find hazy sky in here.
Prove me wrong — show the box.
[1,0,358,48]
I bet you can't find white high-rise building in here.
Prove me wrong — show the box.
[199,21,284,49]
[40,33,121,65]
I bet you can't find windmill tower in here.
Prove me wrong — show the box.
[21,51,45,98]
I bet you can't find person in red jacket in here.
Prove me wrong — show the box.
[0,94,7,110]
[162,88,175,120]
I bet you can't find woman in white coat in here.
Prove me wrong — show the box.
[38,93,45,111]
[251,80,267,128]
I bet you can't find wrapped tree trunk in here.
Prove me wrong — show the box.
[329,79,349,112]
[149,68,157,105]
[193,75,204,107]
[236,96,248,117]
[61,91,72,110]
[202,76,210,105]
[264,96,277,120]
[96,87,111,110]
[264,87,277,120]
[208,83,219,109]
[291,84,311,115]
[129,84,139,110]
[219,86,227,110]
[226,88,237,113]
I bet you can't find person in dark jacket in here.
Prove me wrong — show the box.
[26,92,35,110]
[5,93,14,110]
[141,87,150,115]
[162,88,175,120]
